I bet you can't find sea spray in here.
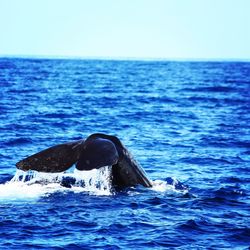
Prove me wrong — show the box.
[151,177,189,194]
[72,166,113,195]
[0,166,113,201]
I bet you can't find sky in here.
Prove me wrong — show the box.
[0,0,250,60]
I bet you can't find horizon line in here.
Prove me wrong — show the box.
[0,54,250,63]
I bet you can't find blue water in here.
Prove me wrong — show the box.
[0,58,249,249]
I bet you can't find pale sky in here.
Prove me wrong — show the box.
[0,0,249,60]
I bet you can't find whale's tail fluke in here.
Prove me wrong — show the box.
[15,137,119,173]
[16,140,85,173]
[15,133,152,189]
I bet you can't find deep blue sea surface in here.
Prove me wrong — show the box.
[0,58,249,249]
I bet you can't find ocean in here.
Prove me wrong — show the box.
[0,58,249,249]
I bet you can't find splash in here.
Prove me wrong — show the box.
[151,177,189,194]
[0,169,188,201]
[70,167,113,195]
[0,170,62,201]
[0,167,113,201]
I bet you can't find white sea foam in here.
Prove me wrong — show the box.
[0,166,113,201]
[151,180,174,192]
[151,178,188,194]
[0,177,63,201]
[0,168,187,201]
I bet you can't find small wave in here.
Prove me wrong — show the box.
[177,218,214,233]
[183,86,237,93]
[1,138,33,147]
[214,186,246,198]
[180,156,233,165]
[229,227,250,243]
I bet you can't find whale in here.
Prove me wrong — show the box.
[16,133,152,189]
